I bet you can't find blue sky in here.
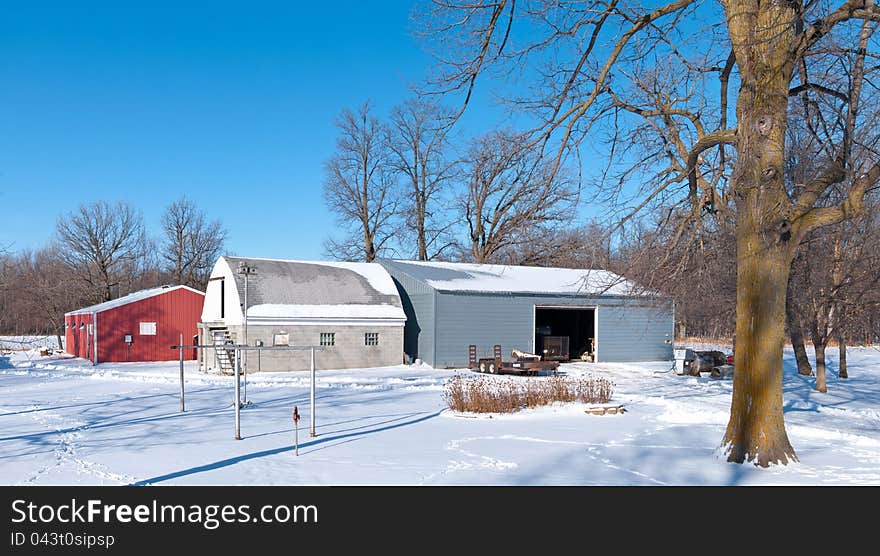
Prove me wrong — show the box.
[0,0,513,260]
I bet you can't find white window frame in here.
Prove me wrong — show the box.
[320,332,335,347]
[139,322,157,336]
[364,332,379,346]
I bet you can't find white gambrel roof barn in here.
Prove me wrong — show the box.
[199,256,406,372]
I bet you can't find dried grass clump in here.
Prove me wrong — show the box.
[444,374,614,413]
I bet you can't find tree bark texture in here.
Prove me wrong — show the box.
[721,0,799,466]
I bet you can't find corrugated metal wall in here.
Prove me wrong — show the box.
[96,288,204,363]
[373,260,676,369]
[595,299,675,362]
[432,292,674,368]
[380,261,436,364]
[65,313,94,361]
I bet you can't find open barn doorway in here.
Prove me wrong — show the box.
[534,306,596,362]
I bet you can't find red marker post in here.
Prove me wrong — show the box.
[293,406,300,456]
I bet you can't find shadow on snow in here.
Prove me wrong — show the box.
[130,409,443,485]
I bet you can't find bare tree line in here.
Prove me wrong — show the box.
[0,197,227,339]
[323,100,582,264]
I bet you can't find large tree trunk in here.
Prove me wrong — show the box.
[363,231,376,262]
[786,289,813,376]
[813,337,828,393]
[721,2,799,466]
[838,333,847,379]
[722,224,798,465]
[472,242,487,264]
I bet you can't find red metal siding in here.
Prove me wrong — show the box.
[65,313,94,361]
[95,288,205,363]
[65,316,74,356]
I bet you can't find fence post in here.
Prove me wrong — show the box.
[179,334,185,412]
[310,347,316,437]
[234,348,241,440]
[293,406,300,457]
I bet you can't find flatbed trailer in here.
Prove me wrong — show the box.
[467,344,559,376]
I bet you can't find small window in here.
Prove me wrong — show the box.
[79,323,84,329]
[320,333,335,347]
[364,332,379,346]
[273,333,289,347]
[139,322,157,336]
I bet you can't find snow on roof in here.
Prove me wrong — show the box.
[65,285,205,316]
[382,260,641,296]
[219,257,404,321]
[247,303,405,321]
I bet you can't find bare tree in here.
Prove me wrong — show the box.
[496,222,615,269]
[460,130,576,264]
[0,248,9,334]
[784,55,880,388]
[16,247,82,348]
[161,196,227,289]
[786,277,814,377]
[56,200,146,302]
[420,0,880,466]
[323,102,399,262]
[789,203,880,390]
[613,213,737,340]
[387,98,458,260]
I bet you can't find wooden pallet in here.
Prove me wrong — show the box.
[584,404,626,415]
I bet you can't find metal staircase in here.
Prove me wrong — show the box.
[211,329,236,375]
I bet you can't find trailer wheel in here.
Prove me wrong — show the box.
[479,361,488,373]
[488,362,497,374]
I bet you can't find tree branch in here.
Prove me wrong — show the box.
[797,159,880,232]
[686,129,737,205]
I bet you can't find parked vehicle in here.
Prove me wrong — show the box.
[674,348,733,378]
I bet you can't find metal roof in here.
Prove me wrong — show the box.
[379,259,641,296]
[65,285,205,316]
[221,256,405,320]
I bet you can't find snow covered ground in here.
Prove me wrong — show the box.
[1,339,879,485]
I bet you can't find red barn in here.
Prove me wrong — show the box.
[64,285,205,364]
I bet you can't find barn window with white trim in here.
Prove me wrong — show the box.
[364,332,379,346]
[320,333,335,347]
